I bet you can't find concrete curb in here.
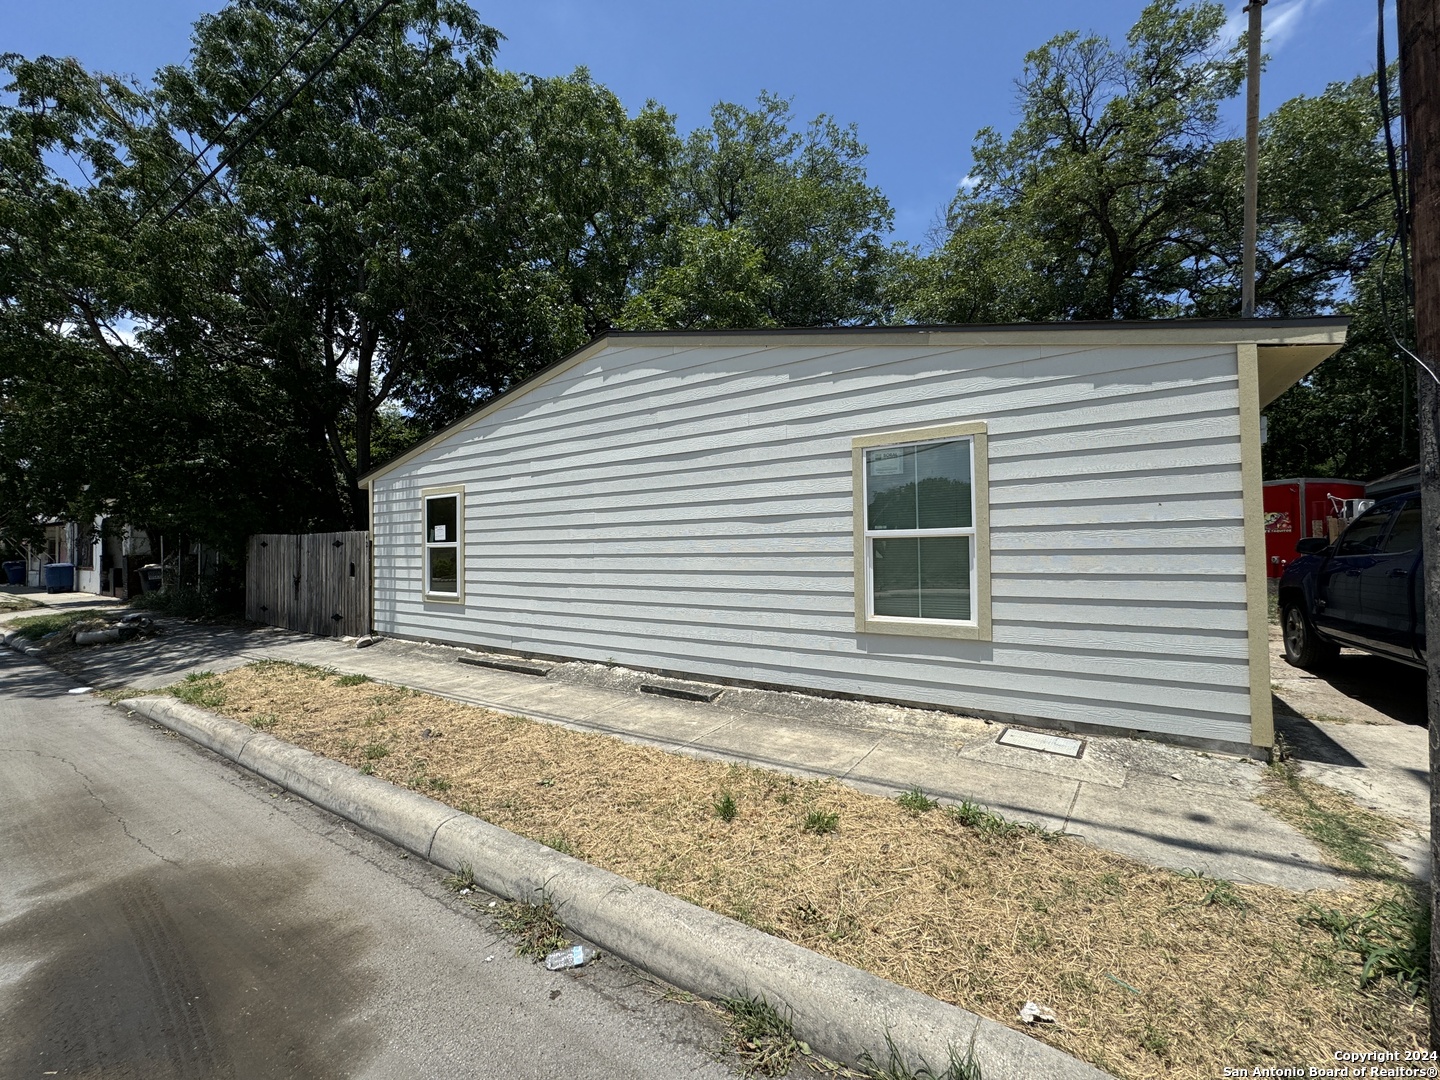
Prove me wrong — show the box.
[2,630,47,658]
[119,694,1110,1080]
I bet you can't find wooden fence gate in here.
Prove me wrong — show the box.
[245,531,370,638]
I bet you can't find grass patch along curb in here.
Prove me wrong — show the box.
[118,689,1108,1080]
[123,662,1427,1078]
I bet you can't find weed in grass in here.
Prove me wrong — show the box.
[1306,891,1430,996]
[801,809,839,835]
[859,1030,982,1080]
[720,995,804,1078]
[359,762,374,775]
[335,673,372,687]
[1138,1023,1171,1058]
[170,672,227,709]
[715,790,738,823]
[496,897,569,957]
[1180,869,1248,911]
[946,801,1041,840]
[1201,879,1246,910]
[427,776,452,792]
[249,712,278,731]
[543,833,576,856]
[897,785,938,816]
[443,863,477,893]
[1270,731,1293,766]
[363,743,389,761]
[1016,927,1053,953]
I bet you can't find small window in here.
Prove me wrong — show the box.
[422,488,463,601]
[852,422,990,640]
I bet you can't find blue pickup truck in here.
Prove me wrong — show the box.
[1277,491,1425,670]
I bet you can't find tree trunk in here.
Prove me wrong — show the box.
[1397,0,1439,1050]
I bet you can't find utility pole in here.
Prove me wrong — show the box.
[1241,0,1266,318]
[1395,0,1439,1052]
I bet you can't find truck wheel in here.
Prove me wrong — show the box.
[1281,602,1339,670]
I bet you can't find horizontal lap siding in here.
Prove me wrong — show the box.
[373,340,1252,743]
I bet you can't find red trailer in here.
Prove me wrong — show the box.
[1262,478,1368,578]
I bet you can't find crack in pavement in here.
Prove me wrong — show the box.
[0,745,179,866]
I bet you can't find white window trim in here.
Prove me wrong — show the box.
[421,485,465,604]
[852,421,991,641]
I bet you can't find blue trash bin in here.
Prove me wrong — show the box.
[44,562,75,593]
[2,561,23,585]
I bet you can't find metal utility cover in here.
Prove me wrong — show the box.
[996,728,1085,758]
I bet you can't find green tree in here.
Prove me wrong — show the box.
[899,0,1405,481]
[623,92,895,329]
[903,0,1245,322]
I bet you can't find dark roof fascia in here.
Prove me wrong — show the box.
[599,315,1351,342]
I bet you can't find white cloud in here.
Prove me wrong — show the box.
[957,174,980,192]
[1220,0,1315,53]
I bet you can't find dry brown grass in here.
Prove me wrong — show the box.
[183,662,1424,1079]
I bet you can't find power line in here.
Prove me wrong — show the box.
[131,0,358,233]
[1375,0,1435,384]
[147,0,404,232]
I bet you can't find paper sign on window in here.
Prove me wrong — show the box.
[434,525,446,542]
[869,448,904,476]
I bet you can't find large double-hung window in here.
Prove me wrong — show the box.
[422,487,464,603]
[852,422,990,639]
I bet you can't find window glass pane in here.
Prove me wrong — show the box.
[866,447,917,530]
[1336,508,1391,557]
[426,495,457,544]
[871,537,920,617]
[916,441,972,530]
[918,535,971,620]
[1381,503,1421,554]
[428,547,458,594]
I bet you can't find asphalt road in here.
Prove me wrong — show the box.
[0,648,735,1079]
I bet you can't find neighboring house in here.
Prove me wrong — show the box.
[361,319,1347,757]
[24,517,154,596]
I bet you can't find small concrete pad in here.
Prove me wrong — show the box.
[997,727,1084,757]
[960,735,1128,790]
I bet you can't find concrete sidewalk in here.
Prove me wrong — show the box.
[10,604,1428,892]
[0,585,125,610]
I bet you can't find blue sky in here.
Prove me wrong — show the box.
[1,0,1398,247]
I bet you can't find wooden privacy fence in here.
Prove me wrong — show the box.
[246,531,371,638]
